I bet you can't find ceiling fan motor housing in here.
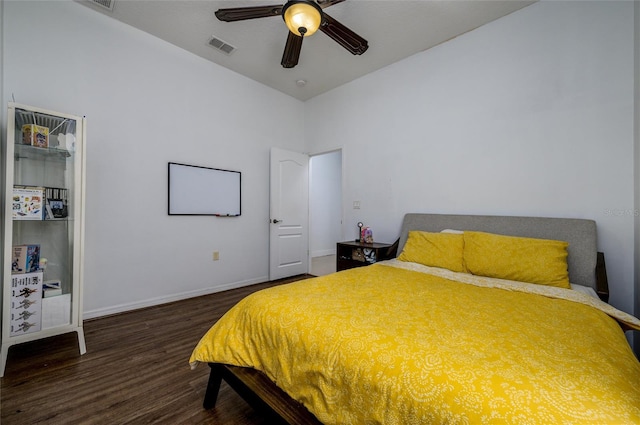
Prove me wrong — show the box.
[282,0,323,37]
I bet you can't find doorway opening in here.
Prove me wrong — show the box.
[309,149,342,276]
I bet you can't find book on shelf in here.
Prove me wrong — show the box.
[13,186,68,220]
[12,186,45,220]
[44,187,68,219]
[10,271,43,336]
[43,280,62,298]
[11,244,40,274]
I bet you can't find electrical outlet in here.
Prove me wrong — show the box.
[353,201,361,209]
[212,251,220,261]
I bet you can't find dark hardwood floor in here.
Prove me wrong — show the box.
[1,275,314,424]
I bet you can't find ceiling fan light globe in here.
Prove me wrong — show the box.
[283,1,322,37]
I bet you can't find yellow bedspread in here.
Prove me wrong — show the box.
[190,262,640,424]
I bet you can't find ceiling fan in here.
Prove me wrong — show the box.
[215,0,369,68]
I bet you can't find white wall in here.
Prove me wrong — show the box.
[2,1,304,317]
[306,1,636,317]
[309,151,342,256]
[2,1,637,327]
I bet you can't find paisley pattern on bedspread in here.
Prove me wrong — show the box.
[190,263,640,424]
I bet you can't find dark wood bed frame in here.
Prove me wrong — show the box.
[204,363,323,424]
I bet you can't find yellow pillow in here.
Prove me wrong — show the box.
[398,231,465,273]
[463,231,570,289]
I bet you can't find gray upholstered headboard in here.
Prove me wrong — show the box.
[398,213,598,290]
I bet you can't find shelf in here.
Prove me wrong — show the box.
[13,217,73,223]
[14,143,71,161]
[2,103,86,377]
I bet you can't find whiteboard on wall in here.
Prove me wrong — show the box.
[168,162,241,216]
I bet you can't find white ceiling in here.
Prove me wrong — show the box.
[76,0,535,101]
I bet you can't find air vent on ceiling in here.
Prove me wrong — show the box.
[208,36,236,55]
[88,0,115,11]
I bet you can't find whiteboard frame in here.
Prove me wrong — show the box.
[167,162,241,216]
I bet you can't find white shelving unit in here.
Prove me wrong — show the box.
[1,103,86,376]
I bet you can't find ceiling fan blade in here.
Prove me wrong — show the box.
[320,13,368,55]
[317,0,346,9]
[281,31,304,68]
[215,5,283,22]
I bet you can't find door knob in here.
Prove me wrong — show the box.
[271,219,282,224]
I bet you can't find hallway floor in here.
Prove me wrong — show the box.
[310,255,336,277]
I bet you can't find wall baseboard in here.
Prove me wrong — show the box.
[83,276,269,320]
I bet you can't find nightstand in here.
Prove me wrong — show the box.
[336,240,398,271]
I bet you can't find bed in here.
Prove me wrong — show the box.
[190,213,640,424]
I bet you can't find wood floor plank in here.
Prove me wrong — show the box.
[1,275,314,424]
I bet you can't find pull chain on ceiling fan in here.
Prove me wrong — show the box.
[215,0,368,68]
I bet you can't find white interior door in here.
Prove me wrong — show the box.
[269,147,309,280]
